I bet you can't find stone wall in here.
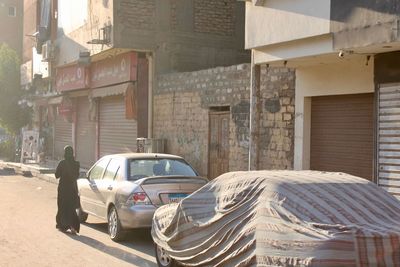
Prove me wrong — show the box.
[154,64,295,177]
[259,66,295,170]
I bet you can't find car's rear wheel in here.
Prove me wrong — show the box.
[155,244,177,267]
[108,206,125,241]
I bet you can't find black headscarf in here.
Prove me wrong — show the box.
[64,145,74,161]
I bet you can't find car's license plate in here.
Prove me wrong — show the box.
[168,193,188,203]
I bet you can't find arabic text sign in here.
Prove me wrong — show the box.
[56,65,88,92]
[90,52,138,88]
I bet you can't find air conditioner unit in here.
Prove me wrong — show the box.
[41,41,54,62]
[136,138,165,153]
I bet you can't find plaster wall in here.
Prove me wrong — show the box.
[245,0,331,49]
[0,0,23,56]
[56,0,113,66]
[294,57,374,170]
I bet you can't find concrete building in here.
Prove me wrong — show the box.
[0,0,23,56]
[246,0,400,199]
[24,0,250,169]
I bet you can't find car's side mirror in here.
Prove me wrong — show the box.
[79,170,89,179]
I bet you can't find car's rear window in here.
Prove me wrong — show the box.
[128,158,197,180]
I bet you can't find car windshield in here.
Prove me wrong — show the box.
[128,158,197,180]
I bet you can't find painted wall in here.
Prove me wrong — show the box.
[245,0,331,49]
[294,56,374,170]
[331,0,400,50]
[0,0,23,58]
[22,0,37,63]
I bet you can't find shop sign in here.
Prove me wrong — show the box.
[56,65,89,92]
[90,52,137,88]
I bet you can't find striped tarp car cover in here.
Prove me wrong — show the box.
[151,171,400,267]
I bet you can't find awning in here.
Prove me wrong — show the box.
[47,96,64,105]
[34,97,48,106]
[91,82,133,98]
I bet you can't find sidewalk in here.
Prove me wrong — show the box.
[0,159,88,184]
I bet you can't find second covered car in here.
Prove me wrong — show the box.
[77,153,207,241]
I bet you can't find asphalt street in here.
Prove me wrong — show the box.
[0,169,157,267]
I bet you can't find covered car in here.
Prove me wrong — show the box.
[152,170,400,267]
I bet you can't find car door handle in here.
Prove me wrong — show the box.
[89,183,97,189]
[107,185,113,191]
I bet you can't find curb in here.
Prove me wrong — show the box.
[0,161,59,184]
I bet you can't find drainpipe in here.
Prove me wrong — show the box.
[146,52,154,139]
[248,50,261,170]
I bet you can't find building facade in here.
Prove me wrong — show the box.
[246,0,400,199]
[0,0,23,56]
[22,0,250,169]
[153,64,295,178]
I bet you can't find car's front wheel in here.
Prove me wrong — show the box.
[155,244,178,267]
[108,206,126,241]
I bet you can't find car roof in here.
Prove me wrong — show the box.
[102,153,184,160]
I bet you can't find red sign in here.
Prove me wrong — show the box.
[90,52,137,88]
[56,65,89,92]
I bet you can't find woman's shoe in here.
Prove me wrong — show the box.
[70,227,77,235]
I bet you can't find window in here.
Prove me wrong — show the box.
[128,158,197,180]
[103,158,120,180]
[8,6,16,17]
[88,158,110,180]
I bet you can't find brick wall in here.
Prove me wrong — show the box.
[170,0,178,30]
[194,0,236,36]
[117,0,156,31]
[154,64,295,177]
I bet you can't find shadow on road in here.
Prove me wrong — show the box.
[65,233,156,267]
[81,222,156,261]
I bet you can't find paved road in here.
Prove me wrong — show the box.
[0,170,157,267]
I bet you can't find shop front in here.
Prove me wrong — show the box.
[90,51,147,158]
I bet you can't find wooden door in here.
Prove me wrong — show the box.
[208,111,230,179]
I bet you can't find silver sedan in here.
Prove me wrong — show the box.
[77,153,207,241]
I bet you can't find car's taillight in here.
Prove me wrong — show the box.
[128,192,152,205]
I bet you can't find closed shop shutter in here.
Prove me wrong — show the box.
[99,95,137,157]
[75,97,96,168]
[54,113,72,160]
[378,84,400,200]
[310,93,374,180]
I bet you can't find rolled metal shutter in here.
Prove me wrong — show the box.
[378,84,400,200]
[75,97,96,168]
[310,93,374,180]
[99,95,137,157]
[54,113,72,160]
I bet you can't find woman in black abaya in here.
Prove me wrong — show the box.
[55,145,80,234]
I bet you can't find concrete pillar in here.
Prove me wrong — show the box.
[249,50,261,170]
